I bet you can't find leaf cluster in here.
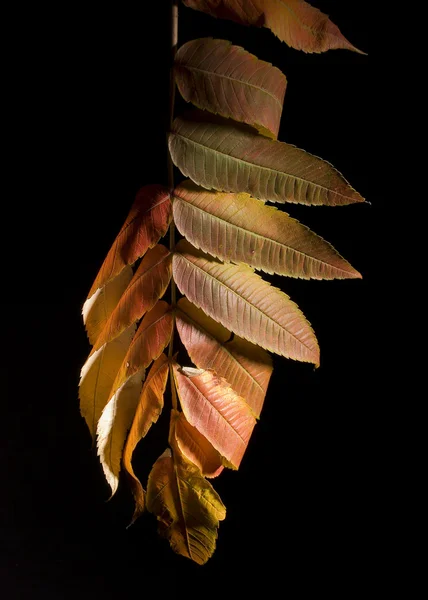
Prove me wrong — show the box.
[79,0,365,564]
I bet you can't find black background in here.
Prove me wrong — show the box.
[2,1,374,596]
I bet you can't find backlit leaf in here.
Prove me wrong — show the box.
[83,185,171,345]
[146,447,226,565]
[97,371,145,497]
[182,0,363,54]
[112,301,173,393]
[79,325,136,441]
[176,297,272,417]
[175,38,286,138]
[83,267,133,346]
[173,239,320,364]
[173,180,361,278]
[172,409,224,478]
[169,111,364,206]
[91,245,172,353]
[122,354,169,522]
[87,185,171,298]
[173,363,257,469]
[96,302,173,495]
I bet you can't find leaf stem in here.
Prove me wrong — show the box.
[168,0,178,414]
[168,0,178,192]
[169,363,178,411]
[168,0,178,305]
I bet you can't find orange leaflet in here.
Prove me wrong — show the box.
[83,185,172,345]
[173,363,256,469]
[97,302,173,496]
[122,354,169,522]
[112,300,173,394]
[90,245,172,354]
[88,185,172,298]
[171,409,224,478]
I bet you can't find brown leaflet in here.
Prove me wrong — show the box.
[146,447,226,565]
[175,38,286,138]
[122,354,169,523]
[172,363,256,469]
[171,409,224,478]
[173,180,361,279]
[182,0,363,54]
[90,244,172,354]
[169,111,365,206]
[176,297,272,417]
[182,0,262,25]
[173,239,320,365]
[260,0,364,54]
[97,302,173,496]
[83,185,172,345]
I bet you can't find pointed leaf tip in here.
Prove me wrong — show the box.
[169,112,364,207]
[182,0,365,54]
[87,184,172,300]
[123,354,170,522]
[173,181,363,280]
[83,186,172,346]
